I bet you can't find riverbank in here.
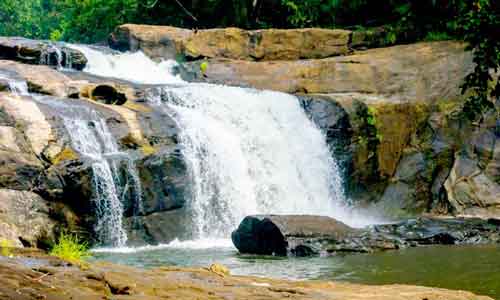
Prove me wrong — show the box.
[0,248,493,300]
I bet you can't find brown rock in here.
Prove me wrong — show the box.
[110,24,352,61]
[0,251,493,300]
[188,41,472,101]
[0,37,86,70]
[0,189,56,247]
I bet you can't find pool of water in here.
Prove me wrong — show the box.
[93,241,500,299]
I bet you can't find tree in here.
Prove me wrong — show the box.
[459,0,500,120]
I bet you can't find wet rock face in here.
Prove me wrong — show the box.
[0,82,187,246]
[0,37,87,70]
[232,215,500,256]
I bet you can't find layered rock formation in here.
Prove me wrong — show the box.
[109,24,352,61]
[109,24,498,218]
[0,62,187,246]
[0,24,498,248]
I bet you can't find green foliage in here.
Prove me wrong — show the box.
[425,31,452,41]
[458,0,500,120]
[50,232,91,264]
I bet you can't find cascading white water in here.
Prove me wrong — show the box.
[32,97,143,246]
[63,115,128,246]
[68,45,183,84]
[73,45,372,243]
[0,73,29,95]
[150,85,347,238]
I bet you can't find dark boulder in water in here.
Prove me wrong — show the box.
[232,215,500,256]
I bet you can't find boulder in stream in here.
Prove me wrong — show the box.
[232,215,500,256]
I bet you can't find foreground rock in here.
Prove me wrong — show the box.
[232,215,500,256]
[0,249,492,300]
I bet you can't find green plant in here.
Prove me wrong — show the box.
[459,0,500,120]
[50,232,91,264]
[425,31,452,41]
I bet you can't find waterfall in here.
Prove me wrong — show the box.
[149,85,346,238]
[33,97,143,247]
[73,45,364,241]
[68,44,183,84]
[0,73,29,95]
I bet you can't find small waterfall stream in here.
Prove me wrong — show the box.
[0,72,29,95]
[33,97,143,247]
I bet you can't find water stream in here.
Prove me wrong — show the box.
[0,72,29,95]
[33,97,143,247]
[73,45,371,242]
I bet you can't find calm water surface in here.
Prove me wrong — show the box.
[93,243,500,299]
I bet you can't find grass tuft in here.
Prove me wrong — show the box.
[50,232,91,264]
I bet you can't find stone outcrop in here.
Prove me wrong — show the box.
[0,249,493,300]
[0,24,498,247]
[0,62,187,246]
[110,24,352,61]
[187,41,472,99]
[0,37,87,70]
[299,92,499,217]
[232,215,500,256]
[0,189,56,247]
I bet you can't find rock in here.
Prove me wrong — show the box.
[0,60,140,100]
[231,215,361,256]
[0,37,87,70]
[186,41,472,100]
[0,250,493,300]
[123,208,190,245]
[135,153,187,216]
[445,154,500,217]
[208,263,230,277]
[0,93,54,156]
[0,189,56,247]
[232,215,500,256]
[110,24,352,61]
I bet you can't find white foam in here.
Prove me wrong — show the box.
[67,44,184,84]
[92,238,234,254]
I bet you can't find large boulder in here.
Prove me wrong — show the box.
[109,24,352,61]
[232,215,500,256]
[0,189,56,247]
[231,215,359,256]
[187,41,472,100]
[0,37,86,70]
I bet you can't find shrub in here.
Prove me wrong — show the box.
[50,232,91,264]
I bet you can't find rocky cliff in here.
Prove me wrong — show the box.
[111,24,499,218]
[0,25,498,248]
